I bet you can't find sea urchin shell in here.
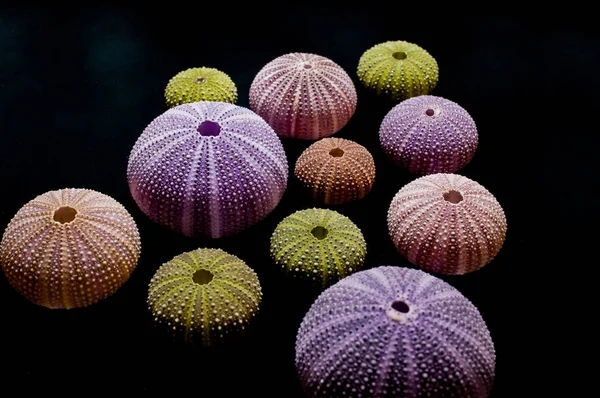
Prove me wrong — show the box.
[296,266,495,397]
[165,67,237,108]
[249,53,357,140]
[127,101,288,238]
[379,95,478,175]
[388,173,507,274]
[0,188,141,309]
[295,137,375,205]
[148,248,261,345]
[357,40,439,101]
[270,208,366,287]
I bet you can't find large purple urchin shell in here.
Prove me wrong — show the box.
[379,95,478,175]
[127,101,288,238]
[249,53,357,140]
[296,266,495,397]
[388,173,507,275]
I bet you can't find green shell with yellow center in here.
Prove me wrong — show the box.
[270,208,366,288]
[164,67,237,107]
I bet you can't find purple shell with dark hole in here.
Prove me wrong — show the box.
[379,95,478,175]
[127,101,288,238]
[296,266,495,397]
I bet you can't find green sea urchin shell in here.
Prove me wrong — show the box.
[148,248,261,345]
[357,41,438,101]
[164,67,237,107]
[270,208,366,287]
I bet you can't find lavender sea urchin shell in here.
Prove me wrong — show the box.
[148,248,261,345]
[249,53,357,140]
[270,208,366,287]
[0,188,141,309]
[357,41,438,101]
[165,67,237,108]
[295,138,375,205]
[296,266,495,397]
[388,173,506,274]
[127,101,288,238]
[379,95,478,175]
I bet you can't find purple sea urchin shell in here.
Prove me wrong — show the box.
[379,95,478,175]
[296,266,495,397]
[249,53,357,140]
[388,173,507,274]
[127,101,288,238]
[0,188,141,309]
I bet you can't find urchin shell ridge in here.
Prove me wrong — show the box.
[250,53,357,140]
[295,266,495,397]
[388,173,507,274]
[165,67,237,107]
[0,188,141,309]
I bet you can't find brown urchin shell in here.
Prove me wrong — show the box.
[388,173,506,274]
[0,188,141,309]
[294,138,375,205]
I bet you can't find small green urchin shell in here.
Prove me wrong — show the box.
[148,248,261,345]
[357,41,439,101]
[164,67,237,107]
[270,208,366,288]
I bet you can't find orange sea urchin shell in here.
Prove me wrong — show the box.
[294,138,375,205]
[0,188,141,309]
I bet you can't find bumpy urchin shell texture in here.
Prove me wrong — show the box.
[0,188,141,309]
[357,41,438,102]
[249,53,357,140]
[388,173,506,275]
[127,101,288,238]
[296,266,495,397]
[295,138,375,205]
[165,67,237,108]
[270,208,366,287]
[148,248,261,345]
[379,95,478,175]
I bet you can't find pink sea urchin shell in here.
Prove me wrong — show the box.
[379,95,478,175]
[296,266,495,397]
[0,188,141,309]
[127,101,288,238]
[388,173,506,274]
[249,53,357,140]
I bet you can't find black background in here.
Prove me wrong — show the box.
[0,11,590,396]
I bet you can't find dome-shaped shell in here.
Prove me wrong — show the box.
[270,208,366,287]
[0,188,141,309]
[127,101,288,238]
[148,248,261,345]
[388,173,506,274]
[249,53,357,140]
[164,67,237,108]
[295,137,375,205]
[296,266,495,397]
[357,40,438,101]
[379,95,478,175]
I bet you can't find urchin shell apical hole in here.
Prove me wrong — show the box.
[388,173,507,275]
[294,137,376,205]
[147,248,262,345]
[357,40,439,101]
[295,266,495,397]
[127,101,288,238]
[164,67,237,107]
[0,188,141,309]
[379,95,478,175]
[270,208,366,287]
[249,53,357,140]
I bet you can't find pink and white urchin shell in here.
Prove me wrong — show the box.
[127,101,288,238]
[249,53,357,140]
[379,95,478,175]
[388,173,506,275]
[296,266,495,397]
